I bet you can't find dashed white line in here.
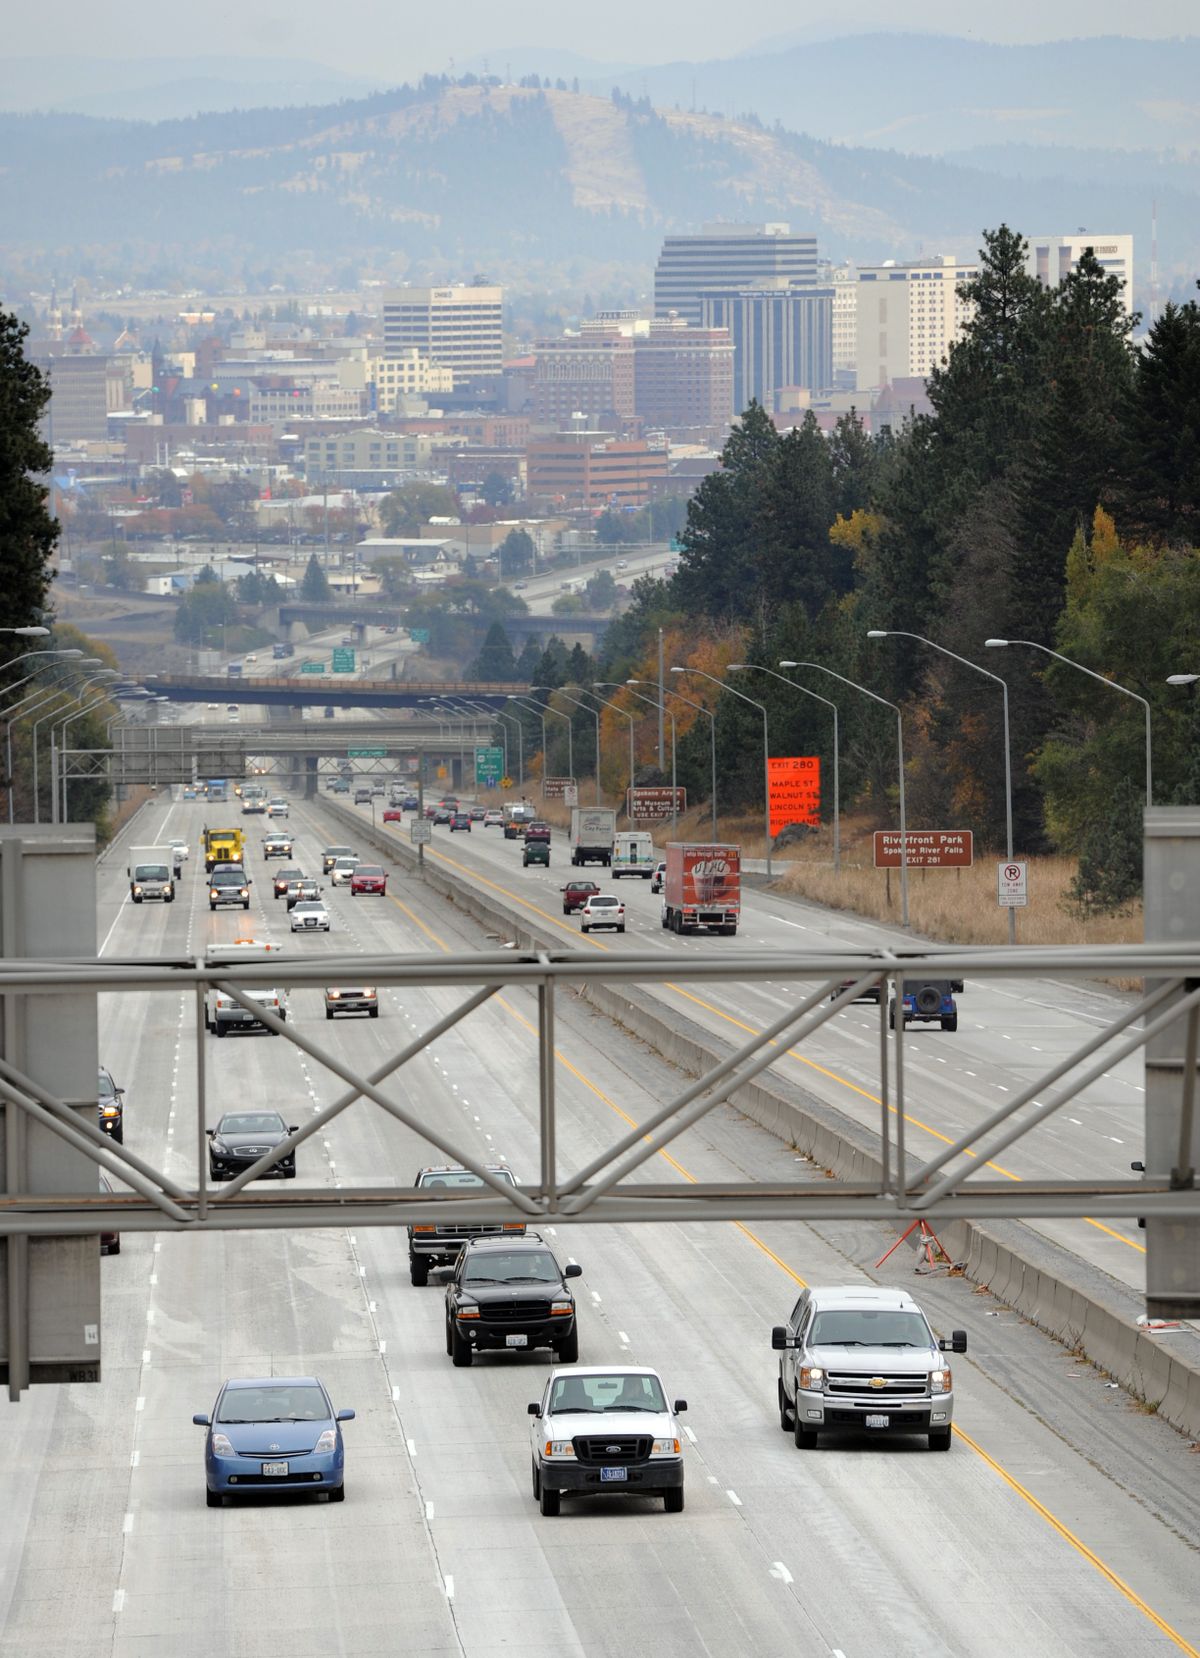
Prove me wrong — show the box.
[391,1385,400,1402]
[122,1513,134,1534]
[112,1589,126,1613]
[618,1330,630,1345]
[425,1501,435,1520]
[135,1396,145,1412]
[726,1489,742,1506]
[682,1425,697,1444]
[406,1437,417,1456]
[770,1561,793,1584]
[443,1575,454,1599]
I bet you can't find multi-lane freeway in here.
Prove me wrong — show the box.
[1,786,1198,1658]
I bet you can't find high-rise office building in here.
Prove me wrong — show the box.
[634,319,735,431]
[382,284,504,381]
[529,329,637,429]
[699,283,833,411]
[654,224,818,325]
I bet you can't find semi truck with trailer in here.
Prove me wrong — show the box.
[569,807,616,867]
[661,843,741,935]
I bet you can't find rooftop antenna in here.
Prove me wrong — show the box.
[1150,198,1160,328]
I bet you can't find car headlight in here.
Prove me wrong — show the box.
[210,890,219,901]
[327,990,341,1000]
[239,888,248,898]
[543,1440,575,1459]
[313,1429,337,1454]
[362,988,375,997]
[101,1106,120,1119]
[210,1139,228,1154]
[456,1305,480,1320]
[549,1300,573,1316]
[132,884,142,895]
[650,1437,680,1456]
[799,1366,824,1390]
[930,1367,951,1394]
[211,1431,235,1456]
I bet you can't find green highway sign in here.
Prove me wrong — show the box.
[300,661,326,674]
[475,745,504,787]
[348,748,386,758]
[332,647,356,673]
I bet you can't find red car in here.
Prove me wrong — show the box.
[383,807,403,823]
[350,864,388,895]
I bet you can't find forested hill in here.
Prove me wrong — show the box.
[3,78,1197,285]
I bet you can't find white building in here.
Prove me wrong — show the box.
[1026,233,1134,318]
[821,262,859,388]
[854,256,977,392]
[368,350,454,413]
[382,285,504,381]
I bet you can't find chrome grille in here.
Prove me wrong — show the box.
[573,1436,651,1465]
[825,1370,928,1398]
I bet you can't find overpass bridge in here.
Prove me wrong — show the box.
[277,604,613,647]
[141,674,529,711]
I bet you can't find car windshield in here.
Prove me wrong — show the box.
[98,1070,116,1099]
[212,874,244,886]
[549,1373,667,1414]
[135,865,169,879]
[590,897,618,907]
[356,866,383,877]
[464,1251,560,1285]
[809,1309,931,1348]
[418,1168,515,1190]
[294,902,322,913]
[217,1383,328,1424]
[218,1113,287,1135]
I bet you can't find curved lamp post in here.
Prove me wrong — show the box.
[674,666,771,878]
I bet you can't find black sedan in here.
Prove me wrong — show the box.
[449,811,472,832]
[99,1065,125,1143]
[207,1111,298,1182]
[274,865,304,900]
[444,1235,582,1367]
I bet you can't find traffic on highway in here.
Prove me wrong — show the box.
[2,764,1196,1658]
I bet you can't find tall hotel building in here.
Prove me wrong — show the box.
[381,284,504,381]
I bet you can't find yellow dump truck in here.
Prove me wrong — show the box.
[202,826,246,872]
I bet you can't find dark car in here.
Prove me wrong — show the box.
[206,1110,298,1182]
[423,803,439,820]
[401,795,420,811]
[193,1375,354,1506]
[274,865,304,900]
[209,870,251,911]
[445,1235,582,1368]
[286,877,322,910]
[523,839,550,867]
[408,1163,524,1285]
[99,1065,125,1143]
[449,811,471,832]
[468,806,486,821]
[561,879,600,914]
[524,821,551,843]
[889,979,958,1032]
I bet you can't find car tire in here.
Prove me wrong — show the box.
[778,1379,793,1432]
[216,1023,227,1038]
[112,1125,123,1145]
[557,1326,579,1363]
[672,912,683,935]
[531,1458,541,1499]
[326,1008,334,1020]
[793,1418,818,1449]
[929,1428,953,1451]
[369,1007,379,1018]
[131,895,142,904]
[941,1016,958,1032]
[445,1317,454,1356]
[328,1482,346,1502]
[618,924,625,932]
[581,924,588,934]
[206,1489,223,1508]
[409,1258,428,1287]
[539,1483,560,1516]
[450,1322,473,1367]
[664,1487,684,1513]
[242,900,250,910]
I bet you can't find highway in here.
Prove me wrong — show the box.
[340,798,1162,1298]
[1,787,1197,1657]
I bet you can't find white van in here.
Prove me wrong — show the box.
[611,830,655,878]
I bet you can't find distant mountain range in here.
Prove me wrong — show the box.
[2,76,1198,294]
[0,55,382,121]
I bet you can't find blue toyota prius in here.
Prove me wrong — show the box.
[193,1376,355,1507]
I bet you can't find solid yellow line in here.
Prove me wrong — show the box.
[389,861,1191,1650]
[953,1426,1199,1656]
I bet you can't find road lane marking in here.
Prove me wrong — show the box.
[770,1562,794,1583]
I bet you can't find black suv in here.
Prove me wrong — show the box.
[889,978,958,1032]
[99,1066,125,1143]
[408,1163,524,1285]
[445,1235,581,1367]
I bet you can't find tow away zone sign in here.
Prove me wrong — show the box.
[997,860,1028,907]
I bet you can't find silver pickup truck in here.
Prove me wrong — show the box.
[773,1284,966,1452]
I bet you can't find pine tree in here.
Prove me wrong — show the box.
[0,310,57,673]
[1118,293,1200,546]
[675,401,780,619]
[301,554,330,601]
[470,621,516,680]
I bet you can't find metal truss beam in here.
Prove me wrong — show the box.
[1,943,1198,1236]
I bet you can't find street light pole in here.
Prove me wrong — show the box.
[508,695,548,795]
[620,682,677,837]
[727,664,839,873]
[51,676,119,824]
[987,638,1153,808]
[870,629,1014,941]
[528,688,574,786]
[673,666,772,879]
[656,687,718,843]
[561,685,604,805]
[781,658,909,927]
[591,684,637,822]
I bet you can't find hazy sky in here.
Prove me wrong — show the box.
[8,0,1198,75]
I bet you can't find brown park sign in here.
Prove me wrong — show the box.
[542,776,574,799]
[873,830,974,868]
[626,786,687,822]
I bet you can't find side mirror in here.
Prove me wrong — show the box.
[527,1402,540,1416]
[205,1127,214,1137]
[1130,1159,1145,1172]
[336,1409,355,1422]
[673,1399,687,1414]
[288,1125,299,1134]
[564,1263,582,1278]
[115,1087,125,1097]
[770,1325,789,1351]
[192,1413,210,1426]
[940,1331,968,1354]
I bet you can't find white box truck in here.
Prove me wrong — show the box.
[570,807,616,867]
[611,830,655,878]
[127,846,175,903]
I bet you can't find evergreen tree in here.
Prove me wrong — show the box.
[675,401,780,619]
[0,313,57,674]
[514,638,541,681]
[1118,293,1200,546]
[470,621,517,680]
[754,412,838,615]
[301,554,330,601]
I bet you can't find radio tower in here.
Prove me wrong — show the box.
[1150,199,1160,329]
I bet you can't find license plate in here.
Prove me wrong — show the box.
[600,1466,628,1482]
[865,1414,890,1429]
[262,1461,289,1476]
[505,1334,528,1348]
